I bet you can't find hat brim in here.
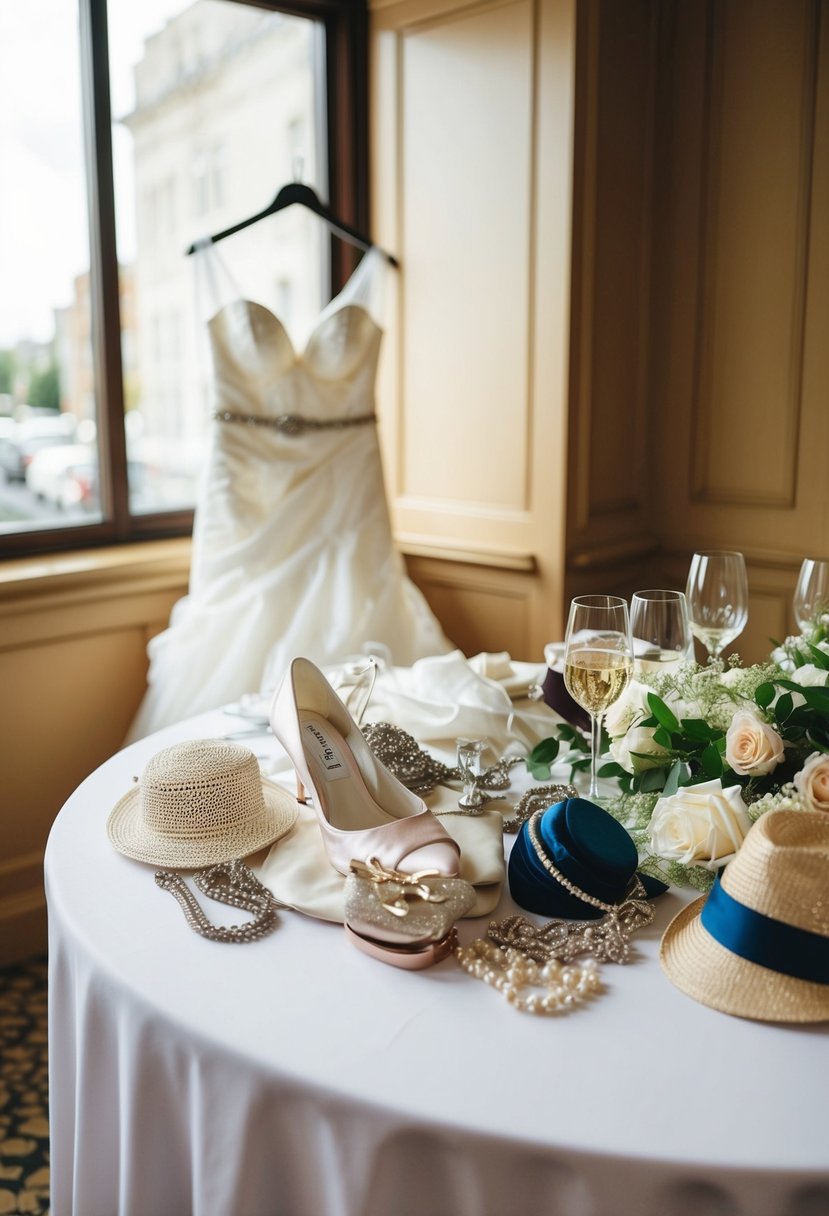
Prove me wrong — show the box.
[660,895,829,1023]
[107,775,298,869]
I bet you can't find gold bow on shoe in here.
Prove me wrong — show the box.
[348,857,448,917]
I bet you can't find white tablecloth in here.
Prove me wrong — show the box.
[46,708,829,1216]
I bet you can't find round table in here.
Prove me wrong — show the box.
[46,710,829,1216]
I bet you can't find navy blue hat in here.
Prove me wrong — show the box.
[508,797,667,920]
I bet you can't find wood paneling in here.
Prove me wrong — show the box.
[372,0,576,657]
[566,0,657,565]
[0,543,189,964]
[690,0,819,508]
[649,0,829,567]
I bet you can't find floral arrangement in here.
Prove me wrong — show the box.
[538,618,829,891]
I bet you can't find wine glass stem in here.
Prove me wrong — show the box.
[589,711,601,799]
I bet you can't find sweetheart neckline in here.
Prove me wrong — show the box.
[208,298,382,362]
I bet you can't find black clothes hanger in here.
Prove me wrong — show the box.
[186,181,399,268]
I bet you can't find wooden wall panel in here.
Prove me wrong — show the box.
[405,555,537,658]
[0,543,189,964]
[372,0,577,658]
[566,0,657,569]
[399,1,533,513]
[690,0,819,508]
[649,0,829,565]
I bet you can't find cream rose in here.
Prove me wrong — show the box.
[609,725,670,775]
[604,680,653,739]
[725,709,784,776]
[648,780,752,871]
[794,752,829,812]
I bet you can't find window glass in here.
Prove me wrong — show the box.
[0,2,97,533]
[0,0,325,538]
[109,0,324,515]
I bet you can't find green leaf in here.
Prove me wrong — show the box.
[700,742,723,777]
[676,761,693,787]
[652,726,673,749]
[775,692,794,723]
[647,693,679,733]
[528,761,551,780]
[598,761,627,778]
[806,731,829,755]
[806,643,829,671]
[639,767,667,793]
[556,724,580,742]
[662,759,684,798]
[528,737,559,766]
[681,718,716,741]
[754,682,775,710]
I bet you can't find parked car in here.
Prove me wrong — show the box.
[0,415,77,482]
[25,444,96,507]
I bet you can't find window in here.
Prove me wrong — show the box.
[0,0,368,556]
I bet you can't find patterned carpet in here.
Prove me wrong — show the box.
[0,957,49,1215]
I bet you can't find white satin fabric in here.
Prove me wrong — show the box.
[47,697,829,1216]
[126,246,449,742]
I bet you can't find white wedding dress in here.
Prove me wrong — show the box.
[126,244,450,741]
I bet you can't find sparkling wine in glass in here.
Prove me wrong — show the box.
[685,550,748,660]
[563,595,633,799]
[793,559,829,634]
[630,589,692,674]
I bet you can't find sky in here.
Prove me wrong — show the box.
[0,0,190,349]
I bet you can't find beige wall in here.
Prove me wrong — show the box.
[0,543,189,963]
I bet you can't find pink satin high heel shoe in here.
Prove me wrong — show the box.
[269,657,461,879]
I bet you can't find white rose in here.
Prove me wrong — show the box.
[719,668,744,689]
[788,664,829,688]
[604,681,653,739]
[724,709,785,776]
[609,725,670,775]
[794,752,829,813]
[648,780,752,871]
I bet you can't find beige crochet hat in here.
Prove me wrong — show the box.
[660,810,829,1022]
[107,739,297,868]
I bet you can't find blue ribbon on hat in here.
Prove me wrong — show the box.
[508,797,666,920]
[700,876,829,985]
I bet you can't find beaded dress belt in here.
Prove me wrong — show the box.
[211,409,376,436]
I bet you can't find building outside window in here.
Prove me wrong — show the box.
[0,0,364,554]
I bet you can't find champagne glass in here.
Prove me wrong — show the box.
[793,558,829,633]
[630,589,692,674]
[563,595,633,799]
[685,550,748,660]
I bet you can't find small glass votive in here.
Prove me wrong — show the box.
[456,738,486,809]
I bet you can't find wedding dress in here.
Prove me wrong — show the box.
[126,244,450,741]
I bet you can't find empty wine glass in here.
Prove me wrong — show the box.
[793,559,829,634]
[630,589,693,674]
[563,595,633,799]
[685,550,748,660]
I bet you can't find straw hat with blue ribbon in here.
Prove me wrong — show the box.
[660,809,829,1022]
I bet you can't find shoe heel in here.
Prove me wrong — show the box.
[296,775,309,805]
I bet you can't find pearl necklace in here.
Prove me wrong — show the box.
[454,939,601,1014]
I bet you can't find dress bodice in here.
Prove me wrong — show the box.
[125,242,450,743]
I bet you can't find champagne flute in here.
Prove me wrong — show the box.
[630,589,692,674]
[563,595,633,799]
[685,550,748,660]
[793,558,829,633]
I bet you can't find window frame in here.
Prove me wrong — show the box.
[0,0,369,559]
